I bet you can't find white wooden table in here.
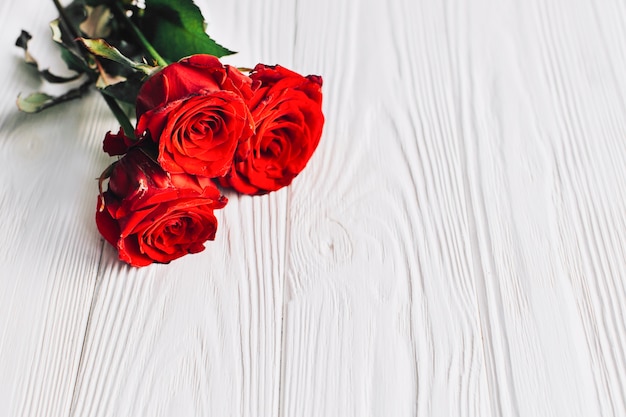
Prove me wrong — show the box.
[1,0,625,415]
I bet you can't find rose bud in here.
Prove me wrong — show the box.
[102,128,136,156]
[96,148,227,267]
[135,55,255,178]
[219,64,324,195]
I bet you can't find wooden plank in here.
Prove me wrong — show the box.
[280,0,626,416]
[67,0,296,416]
[0,3,108,416]
[280,0,493,416]
[457,0,626,415]
[68,241,284,417]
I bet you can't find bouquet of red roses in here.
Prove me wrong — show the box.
[17,0,324,267]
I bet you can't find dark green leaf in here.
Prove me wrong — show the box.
[141,0,235,62]
[99,75,143,104]
[60,47,91,73]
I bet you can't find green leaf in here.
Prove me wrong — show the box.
[79,38,157,75]
[97,69,145,104]
[60,47,91,73]
[100,78,142,104]
[50,19,91,73]
[79,38,153,104]
[141,0,235,62]
[16,93,55,113]
[17,80,92,113]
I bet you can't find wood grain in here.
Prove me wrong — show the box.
[0,3,109,416]
[281,0,626,415]
[281,0,492,415]
[457,0,626,415]
[1,0,626,416]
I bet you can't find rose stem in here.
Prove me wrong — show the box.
[111,1,169,67]
[51,0,136,140]
[51,0,78,38]
[102,95,136,139]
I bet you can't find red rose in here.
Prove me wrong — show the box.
[220,64,324,195]
[135,55,255,178]
[96,148,227,267]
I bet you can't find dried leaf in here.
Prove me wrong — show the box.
[50,20,92,74]
[16,29,85,83]
[80,5,113,38]
[79,38,156,75]
[17,80,92,113]
[16,92,55,113]
[40,69,81,83]
[15,30,37,65]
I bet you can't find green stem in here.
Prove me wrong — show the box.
[51,0,79,39]
[102,95,136,140]
[51,0,136,139]
[112,2,169,67]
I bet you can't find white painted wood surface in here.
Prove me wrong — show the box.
[1,0,625,416]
